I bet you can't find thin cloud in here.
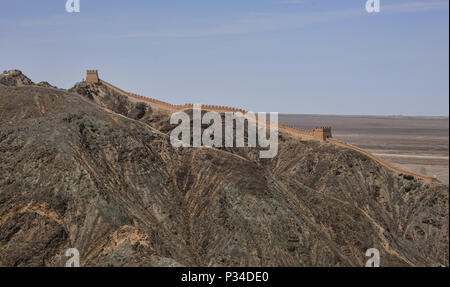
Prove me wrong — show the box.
[2,1,448,41]
[106,1,448,40]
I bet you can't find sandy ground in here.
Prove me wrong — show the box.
[279,115,449,184]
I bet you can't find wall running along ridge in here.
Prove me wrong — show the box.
[98,80,323,138]
[327,138,439,183]
[87,71,439,183]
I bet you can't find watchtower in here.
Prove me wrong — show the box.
[313,127,332,141]
[86,70,99,83]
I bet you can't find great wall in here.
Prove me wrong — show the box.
[85,70,439,183]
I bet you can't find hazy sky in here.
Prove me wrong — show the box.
[0,0,448,115]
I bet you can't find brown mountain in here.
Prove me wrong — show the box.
[0,70,448,267]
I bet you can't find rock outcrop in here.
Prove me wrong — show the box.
[0,70,34,87]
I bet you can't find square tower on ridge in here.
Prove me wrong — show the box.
[86,70,99,83]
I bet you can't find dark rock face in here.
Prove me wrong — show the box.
[0,71,448,267]
[0,212,68,267]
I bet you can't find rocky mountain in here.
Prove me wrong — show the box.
[0,70,34,87]
[0,70,448,267]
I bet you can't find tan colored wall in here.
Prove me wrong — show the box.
[314,127,332,141]
[86,70,99,83]
[94,74,436,183]
[327,138,439,183]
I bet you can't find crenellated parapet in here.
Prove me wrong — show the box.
[201,105,247,113]
[127,93,250,114]
[313,126,332,141]
[282,124,315,137]
[86,70,99,83]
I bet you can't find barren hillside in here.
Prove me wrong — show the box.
[0,70,448,267]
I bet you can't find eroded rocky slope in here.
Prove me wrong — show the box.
[0,70,448,266]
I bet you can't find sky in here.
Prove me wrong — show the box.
[0,0,448,116]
